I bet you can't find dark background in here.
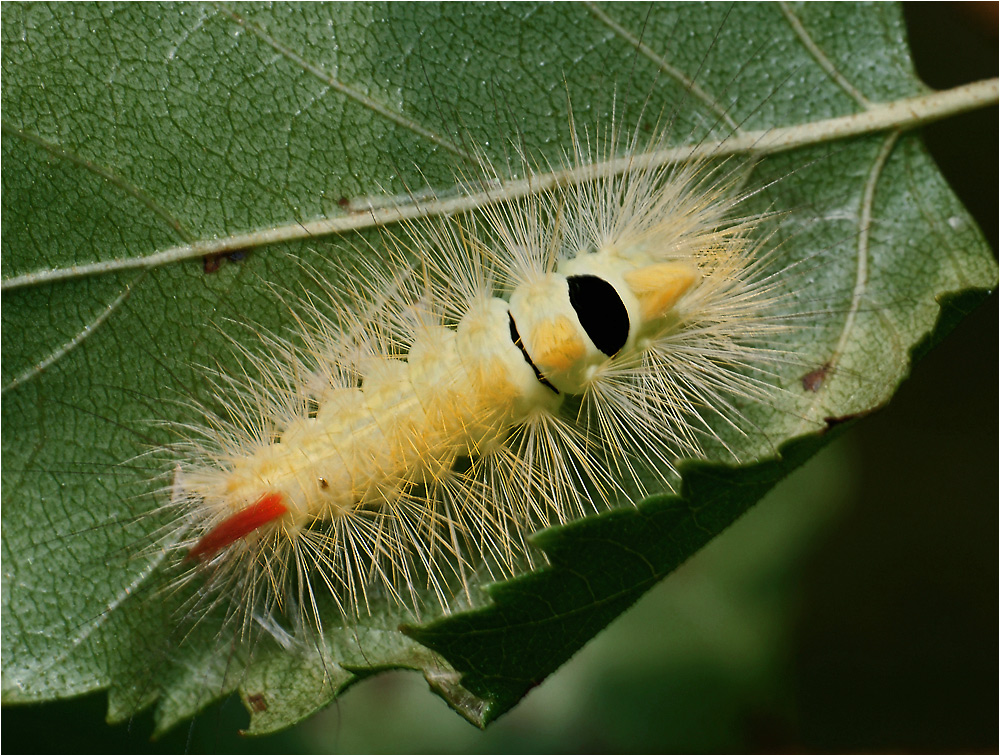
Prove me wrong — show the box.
[4,3,996,752]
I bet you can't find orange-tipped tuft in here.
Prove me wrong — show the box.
[186,492,289,562]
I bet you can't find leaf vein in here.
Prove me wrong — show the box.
[2,275,143,396]
[582,1,740,131]
[0,121,195,244]
[217,4,474,163]
[3,81,994,292]
[778,2,873,109]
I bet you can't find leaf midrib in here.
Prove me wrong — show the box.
[4,79,995,294]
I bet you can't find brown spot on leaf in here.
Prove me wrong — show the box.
[247,692,267,712]
[203,249,249,274]
[801,362,833,392]
[202,253,224,274]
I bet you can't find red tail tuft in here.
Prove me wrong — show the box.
[186,492,289,562]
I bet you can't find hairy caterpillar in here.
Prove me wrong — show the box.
[2,3,996,746]
[168,142,786,632]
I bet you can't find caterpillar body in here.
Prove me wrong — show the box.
[171,151,782,632]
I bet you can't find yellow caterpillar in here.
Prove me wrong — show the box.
[171,150,785,631]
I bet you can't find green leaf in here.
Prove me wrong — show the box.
[2,1,995,736]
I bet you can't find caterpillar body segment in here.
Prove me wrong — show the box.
[171,152,784,632]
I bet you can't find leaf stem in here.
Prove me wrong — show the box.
[4,78,996,292]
